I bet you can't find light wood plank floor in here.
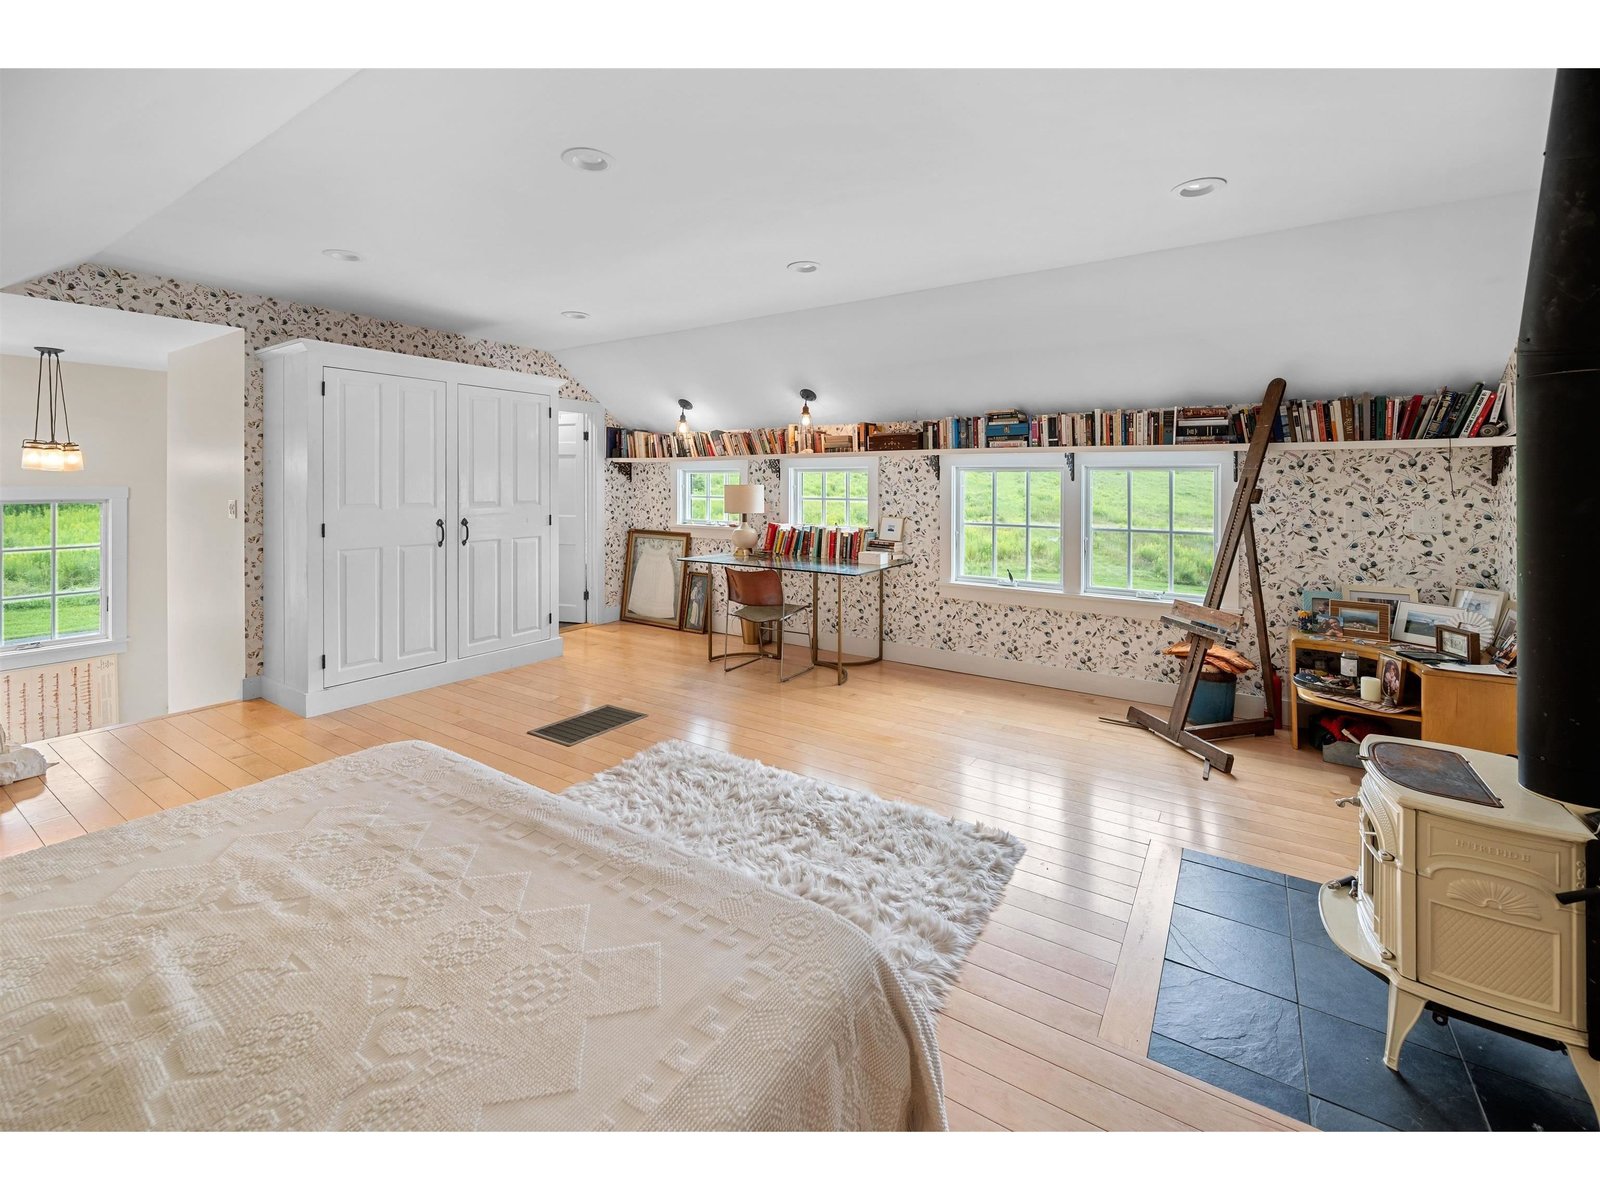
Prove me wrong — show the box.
[4,622,1363,1131]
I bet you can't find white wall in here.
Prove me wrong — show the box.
[166,331,246,710]
[558,192,1536,431]
[1,353,169,721]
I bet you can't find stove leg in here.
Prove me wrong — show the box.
[1568,1046,1600,1117]
[1383,986,1425,1071]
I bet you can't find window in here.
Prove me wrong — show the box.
[955,468,1062,587]
[1084,464,1219,600]
[673,463,747,528]
[940,452,1230,616]
[783,457,877,528]
[1,487,128,667]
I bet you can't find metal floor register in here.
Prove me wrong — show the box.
[528,705,646,747]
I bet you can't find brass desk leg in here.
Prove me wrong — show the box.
[810,572,819,664]
[706,563,717,662]
[877,570,885,661]
[835,574,846,685]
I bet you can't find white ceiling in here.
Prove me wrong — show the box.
[1,68,1554,355]
[0,69,355,287]
[0,294,239,370]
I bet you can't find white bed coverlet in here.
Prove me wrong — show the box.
[0,741,944,1130]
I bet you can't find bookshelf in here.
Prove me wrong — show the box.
[607,435,1515,464]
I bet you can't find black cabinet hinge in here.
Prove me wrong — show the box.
[320,654,326,670]
[547,612,553,625]
[583,429,590,441]
[320,380,326,396]
[320,523,326,537]
[583,589,589,601]
[548,514,553,525]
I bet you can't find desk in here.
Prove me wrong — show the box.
[680,552,912,685]
[1287,634,1517,754]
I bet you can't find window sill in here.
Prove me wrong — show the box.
[1,636,128,671]
[670,523,741,538]
[936,581,1185,620]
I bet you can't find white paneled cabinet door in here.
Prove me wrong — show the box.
[458,384,554,657]
[322,368,448,687]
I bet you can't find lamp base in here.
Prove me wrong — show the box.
[731,522,760,557]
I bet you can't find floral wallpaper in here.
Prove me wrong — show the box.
[8,264,600,677]
[1492,452,1518,600]
[618,442,1515,697]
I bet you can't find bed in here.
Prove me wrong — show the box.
[0,741,944,1131]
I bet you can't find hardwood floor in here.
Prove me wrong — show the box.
[3,622,1363,1131]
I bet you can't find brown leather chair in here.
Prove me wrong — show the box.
[723,568,813,682]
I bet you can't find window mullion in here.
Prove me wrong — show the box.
[1167,470,1176,597]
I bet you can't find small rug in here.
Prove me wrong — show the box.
[562,739,1025,1013]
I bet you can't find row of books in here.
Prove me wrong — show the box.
[761,523,872,562]
[605,423,881,459]
[606,385,1509,459]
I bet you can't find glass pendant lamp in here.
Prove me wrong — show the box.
[21,346,83,472]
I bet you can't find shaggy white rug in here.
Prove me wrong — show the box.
[561,739,1025,1012]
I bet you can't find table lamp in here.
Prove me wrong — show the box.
[724,483,765,556]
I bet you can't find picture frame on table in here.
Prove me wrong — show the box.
[1379,653,1407,708]
[1492,602,1517,652]
[621,529,692,629]
[1492,630,1518,673]
[679,569,711,634]
[1435,624,1483,664]
[1342,582,1417,624]
[878,515,905,544]
[1451,586,1507,630]
[1327,599,1391,641]
[1392,601,1492,647]
[1299,587,1341,629]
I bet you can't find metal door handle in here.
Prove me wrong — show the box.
[436,518,445,548]
[460,517,469,546]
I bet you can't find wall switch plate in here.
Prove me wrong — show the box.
[228,499,238,519]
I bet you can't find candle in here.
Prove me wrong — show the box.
[1360,676,1382,702]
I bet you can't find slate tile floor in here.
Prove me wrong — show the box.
[1150,851,1597,1131]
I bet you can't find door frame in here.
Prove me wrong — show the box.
[557,397,607,625]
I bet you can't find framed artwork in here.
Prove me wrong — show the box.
[1379,653,1407,708]
[621,529,691,629]
[1435,624,1482,664]
[679,569,711,634]
[1451,586,1507,629]
[1493,603,1517,654]
[1492,630,1518,673]
[878,515,905,544]
[1342,581,1417,623]
[1298,587,1341,631]
[1328,599,1390,640]
[1392,602,1491,647]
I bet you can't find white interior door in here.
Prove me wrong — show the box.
[322,368,448,688]
[458,384,554,657]
[557,412,590,623]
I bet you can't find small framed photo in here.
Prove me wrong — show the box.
[679,569,711,634]
[1492,630,1518,674]
[1298,587,1341,631]
[878,515,905,544]
[1328,599,1391,641]
[1435,624,1483,663]
[1393,601,1481,647]
[1493,602,1517,651]
[1342,581,1417,623]
[1379,653,1407,708]
[1451,586,1506,629]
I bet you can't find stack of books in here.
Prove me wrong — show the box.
[761,524,872,562]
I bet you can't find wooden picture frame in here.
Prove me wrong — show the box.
[1328,599,1390,641]
[1435,624,1482,664]
[1379,653,1407,708]
[621,529,691,629]
[679,569,711,634]
[1393,601,1481,647]
[1342,582,1417,624]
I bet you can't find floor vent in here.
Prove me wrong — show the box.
[529,705,646,747]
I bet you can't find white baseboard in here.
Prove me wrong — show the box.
[600,604,622,625]
[241,676,263,700]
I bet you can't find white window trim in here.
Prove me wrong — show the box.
[670,460,748,535]
[937,450,1238,621]
[780,455,880,528]
[1,484,130,669]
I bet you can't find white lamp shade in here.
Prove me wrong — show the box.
[723,483,764,517]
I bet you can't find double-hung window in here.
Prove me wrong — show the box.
[673,462,747,530]
[783,457,877,528]
[1,486,129,667]
[942,451,1231,614]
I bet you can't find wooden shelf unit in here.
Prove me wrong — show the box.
[608,436,1514,464]
[1288,633,1517,756]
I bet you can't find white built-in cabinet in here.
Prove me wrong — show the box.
[259,340,562,716]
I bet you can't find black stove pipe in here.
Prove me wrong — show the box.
[1516,69,1600,805]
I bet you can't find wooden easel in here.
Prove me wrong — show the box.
[1109,378,1286,777]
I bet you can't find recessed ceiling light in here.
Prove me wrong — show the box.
[1173,177,1227,199]
[561,147,612,172]
[560,310,590,320]
[322,248,362,262]
[786,260,820,274]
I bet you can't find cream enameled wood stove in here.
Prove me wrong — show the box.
[1320,735,1600,1112]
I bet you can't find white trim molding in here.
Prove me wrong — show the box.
[779,454,880,528]
[670,459,749,535]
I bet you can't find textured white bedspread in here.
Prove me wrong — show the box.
[0,741,944,1131]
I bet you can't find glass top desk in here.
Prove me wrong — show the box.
[679,552,913,685]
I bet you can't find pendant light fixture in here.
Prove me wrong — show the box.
[675,398,693,437]
[798,388,815,454]
[21,347,83,472]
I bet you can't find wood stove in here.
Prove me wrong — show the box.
[1321,735,1599,1112]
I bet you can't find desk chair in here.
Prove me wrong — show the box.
[723,568,813,682]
